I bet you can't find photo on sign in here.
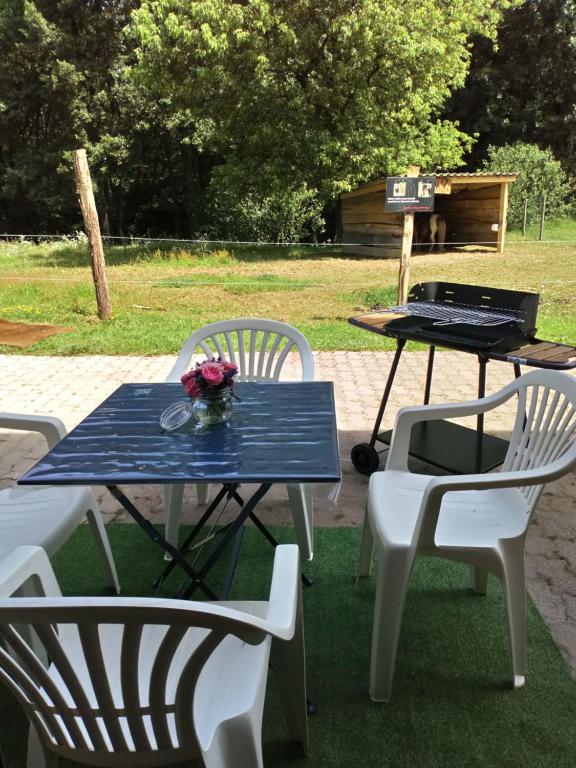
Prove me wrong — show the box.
[393,181,407,197]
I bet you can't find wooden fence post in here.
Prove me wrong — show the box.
[73,149,111,320]
[397,165,419,304]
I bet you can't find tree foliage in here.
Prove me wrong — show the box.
[445,0,576,175]
[132,0,517,239]
[482,143,572,228]
[0,0,519,239]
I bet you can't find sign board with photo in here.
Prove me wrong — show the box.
[385,176,436,212]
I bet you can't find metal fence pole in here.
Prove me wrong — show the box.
[539,194,547,241]
[522,198,528,236]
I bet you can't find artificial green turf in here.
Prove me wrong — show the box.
[1,525,575,767]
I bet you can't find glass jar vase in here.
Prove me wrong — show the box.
[191,389,233,427]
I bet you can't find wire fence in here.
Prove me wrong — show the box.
[1,233,576,247]
[0,233,574,293]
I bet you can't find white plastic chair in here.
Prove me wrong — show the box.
[0,413,120,594]
[165,318,316,560]
[0,544,307,768]
[358,369,576,701]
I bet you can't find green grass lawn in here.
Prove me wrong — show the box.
[0,222,575,355]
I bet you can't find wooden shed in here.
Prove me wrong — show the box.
[340,172,518,258]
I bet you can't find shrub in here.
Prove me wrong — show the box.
[482,143,573,228]
[205,164,325,243]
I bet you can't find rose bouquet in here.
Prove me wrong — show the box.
[181,358,238,398]
[180,358,238,425]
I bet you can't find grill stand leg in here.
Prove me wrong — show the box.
[423,345,436,404]
[475,356,489,472]
[351,339,406,476]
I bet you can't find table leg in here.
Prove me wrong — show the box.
[154,484,233,587]
[231,488,312,587]
[180,482,273,600]
[106,484,218,599]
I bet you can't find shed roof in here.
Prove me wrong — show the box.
[341,171,517,199]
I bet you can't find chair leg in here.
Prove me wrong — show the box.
[84,507,120,595]
[270,584,308,754]
[197,483,211,506]
[164,483,185,556]
[357,507,374,579]
[500,544,527,688]
[369,544,413,702]
[202,715,264,768]
[470,566,488,595]
[286,484,313,562]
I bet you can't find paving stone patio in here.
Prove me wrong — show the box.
[1,351,576,675]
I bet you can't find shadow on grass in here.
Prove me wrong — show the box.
[20,241,346,269]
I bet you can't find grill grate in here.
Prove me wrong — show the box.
[386,301,521,327]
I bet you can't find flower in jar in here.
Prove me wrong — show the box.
[200,361,224,386]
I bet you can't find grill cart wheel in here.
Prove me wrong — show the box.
[351,443,380,476]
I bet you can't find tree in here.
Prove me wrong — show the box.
[0,0,202,237]
[445,0,576,175]
[132,0,518,239]
[482,143,572,228]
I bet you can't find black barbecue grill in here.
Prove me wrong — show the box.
[367,281,540,353]
[349,281,576,476]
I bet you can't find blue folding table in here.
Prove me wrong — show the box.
[18,381,341,599]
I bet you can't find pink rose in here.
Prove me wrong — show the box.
[183,379,201,398]
[181,370,197,385]
[222,360,238,374]
[200,362,224,386]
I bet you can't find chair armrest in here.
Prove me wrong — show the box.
[386,383,517,471]
[0,546,62,598]
[0,412,67,449]
[261,543,300,640]
[0,547,301,648]
[415,458,571,547]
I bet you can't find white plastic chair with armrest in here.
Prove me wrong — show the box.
[0,544,307,768]
[0,413,120,594]
[165,318,316,560]
[358,369,576,702]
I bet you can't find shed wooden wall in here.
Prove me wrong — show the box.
[435,183,501,248]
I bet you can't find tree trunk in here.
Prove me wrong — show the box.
[73,149,112,321]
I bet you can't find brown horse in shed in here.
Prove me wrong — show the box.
[414,213,446,251]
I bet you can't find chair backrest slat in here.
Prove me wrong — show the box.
[223,332,236,366]
[166,318,314,383]
[263,333,283,380]
[120,623,152,752]
[175,630,226,750]
[248,330,258,378]
[272,339,295,380]
[236,330,246,376]
[34,621,107,750]
[78,623,129,751]
[149,624,190,750]
[0,638,73,747]
[198,340,214,360]
[501,374,576,512]
[257,332,270,378]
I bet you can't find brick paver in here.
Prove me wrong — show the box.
[1,351,576,674]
